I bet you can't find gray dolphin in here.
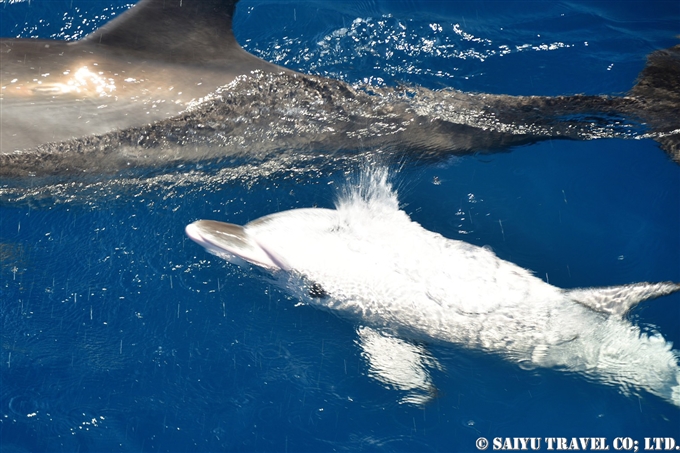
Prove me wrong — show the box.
[1,0,679,179]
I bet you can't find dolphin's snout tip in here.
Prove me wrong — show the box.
[185,221,203,243]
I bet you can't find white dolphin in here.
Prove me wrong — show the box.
[186,170,680,406]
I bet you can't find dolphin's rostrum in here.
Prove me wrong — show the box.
[1,0,679,179]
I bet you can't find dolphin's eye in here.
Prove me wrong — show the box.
[308,282,328,298]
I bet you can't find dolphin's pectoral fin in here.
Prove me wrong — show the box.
[355,326,442,406]
[565,281,680,317]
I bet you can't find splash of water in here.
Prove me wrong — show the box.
[335,165,400,215]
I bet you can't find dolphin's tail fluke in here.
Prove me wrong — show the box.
[475,43,680,164]
[628,44,680,163]
[565,281,680,317]
[553,315,680,408]
[557,281,680,407]
[672,380,680,407]
[672,381,680,407]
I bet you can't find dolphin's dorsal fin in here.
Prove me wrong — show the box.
[565,281,680,317]
[80,0,242,64]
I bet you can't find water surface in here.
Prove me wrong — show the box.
[1,0,679,451]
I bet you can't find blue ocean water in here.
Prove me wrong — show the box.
[1,0,679,452]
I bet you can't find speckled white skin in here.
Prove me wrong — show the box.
[187,170,680,406]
